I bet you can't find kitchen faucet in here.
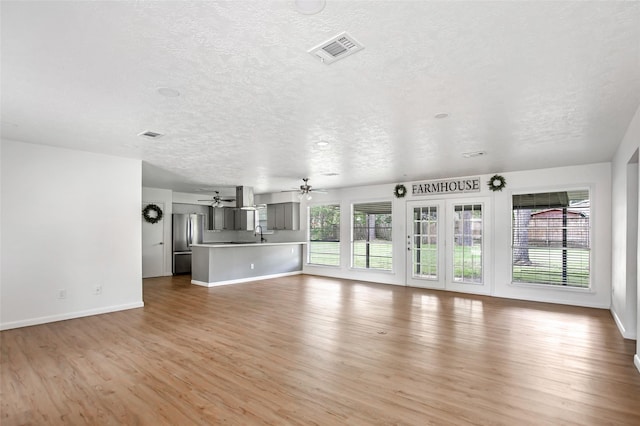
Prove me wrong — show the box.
[254,225,266,243]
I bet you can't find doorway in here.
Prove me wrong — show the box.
[142,202,166,278]
[626,149,638,338]
[406,198,491,294]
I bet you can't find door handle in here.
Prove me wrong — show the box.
[159,242,164,245]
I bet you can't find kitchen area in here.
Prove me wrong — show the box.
[143,185,306,285]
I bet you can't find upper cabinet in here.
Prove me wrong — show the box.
[267,202,300,230]
[234,209,255,231]
[208,207,237,231]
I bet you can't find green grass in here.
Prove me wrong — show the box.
[309,242,589,288]
[413,244,482,282]
[512,248,589,287]
[308,241,393,270]
[308,241,340,266]
[352,241,392,270]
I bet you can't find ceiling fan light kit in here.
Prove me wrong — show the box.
[296,177,327,200]
[198,191,235,208]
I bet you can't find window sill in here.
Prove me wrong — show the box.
[305,263,341,269]
[509,281,593,293]
[349,267,395,275]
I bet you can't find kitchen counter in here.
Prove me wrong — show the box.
[192,241,306,248]
[191,242,306,287]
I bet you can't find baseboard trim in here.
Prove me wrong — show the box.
[0,302,144,331]
[192,271,302,287]
[635,354,640,374]
[611,308,635,339]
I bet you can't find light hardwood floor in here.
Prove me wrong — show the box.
[2,274,639,425]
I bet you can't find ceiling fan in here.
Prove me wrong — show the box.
[198,191,235,208]
[296,178,327,200]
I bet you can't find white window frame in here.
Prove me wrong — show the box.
[307,203,341,267]
[350,200,393,272]
[510,187,592,290]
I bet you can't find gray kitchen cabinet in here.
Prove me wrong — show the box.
[224,208,236,230]
[208,207,223,230]
[267,202,299,230]
[234,209,255,231]
[208,207,235,230]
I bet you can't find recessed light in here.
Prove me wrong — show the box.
[157,87,180,97]
[295,0,326,15]
[316,140,330,147]
[434,113,449,119]
[462,150,486,158]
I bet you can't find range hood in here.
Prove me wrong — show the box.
[236,186,255,210]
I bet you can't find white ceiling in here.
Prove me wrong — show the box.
[2,1,640,195]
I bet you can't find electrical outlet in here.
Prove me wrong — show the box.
[250,263,255,269]
[57,289,66,299]
[94,284,102,295]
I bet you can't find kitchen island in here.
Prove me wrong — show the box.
[190,242,306,287]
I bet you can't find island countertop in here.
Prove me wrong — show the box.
[191,242,305,287]
[192,241,307,248]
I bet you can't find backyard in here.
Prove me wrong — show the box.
[308,242,589,287]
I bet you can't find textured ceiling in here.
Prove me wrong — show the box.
[2,1,640,195]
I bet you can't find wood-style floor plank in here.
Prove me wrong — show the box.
[2,274,639,425]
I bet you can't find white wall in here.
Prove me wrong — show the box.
[1,139,143,330]
[610,104,640,371]
[302,164,612,308]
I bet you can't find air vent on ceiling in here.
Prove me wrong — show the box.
[462,151,486,158]
[138,130,164,139]
[308,31,364,65]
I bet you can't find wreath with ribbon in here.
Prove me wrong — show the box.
[487,174,507,192]
[142,204,164,224]
[394,184,407,198]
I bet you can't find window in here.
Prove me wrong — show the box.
[352,202,392,271]
[308,204,340,266]
[512,190,590,288]
[411,205,439,279]
[453,204,483,283]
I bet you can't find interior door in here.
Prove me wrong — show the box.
[142,202,165,278]
[407,198,490,294]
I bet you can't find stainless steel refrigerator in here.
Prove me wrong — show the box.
[172,213,204,274]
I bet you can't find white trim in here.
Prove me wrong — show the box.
[0,302,145,331]
[305,263,341,269]
[492,292,609,309]
[611,308,636,339]
[508,185,594,291]
[509,281,595,293]
[191,271,302,287]
[635,354,640,374]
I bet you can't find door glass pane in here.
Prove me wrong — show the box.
[453,204,483,284]
[412,206,438,279]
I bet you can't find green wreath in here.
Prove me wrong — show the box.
[488,174,507,192]
[394,184,407,198]
[142,204,163,224]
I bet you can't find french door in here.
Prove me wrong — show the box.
[406,198,490,294]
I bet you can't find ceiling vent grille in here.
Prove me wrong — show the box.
[308,32,364,64]
[138,130,164,139]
